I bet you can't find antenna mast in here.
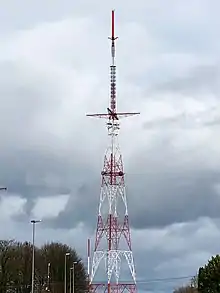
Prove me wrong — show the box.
[87,10,139,293]
[87,10,139,124]
[108,10,117,113]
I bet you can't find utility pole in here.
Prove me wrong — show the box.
[72,262,78,293]
[46,262,51,292]
[64,252,70,293]
[70,267,72,293]
[31,220,41,293]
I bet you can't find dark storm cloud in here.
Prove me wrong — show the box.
[43,180,100,230]
[0,149,74,220]
[38,142,220,231]
[7,148,96,225]
[128,170,220,229]
[124,136,220,229]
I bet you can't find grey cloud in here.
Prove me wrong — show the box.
[0,24,219,236]
[37,140,220,231]
[42,181,100,230]
[142,63,220,138]
[0,60,91,225]
[124,134,220,230]
[152,64,220,96]
[133,218,220,292]
[128,170,220,229]
[0,62,216,232]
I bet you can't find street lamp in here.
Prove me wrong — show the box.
[70,267,72,293]
[71,261,78,293]
[46,262,51,292]
[64,252,70,293]
[31,220,41,293]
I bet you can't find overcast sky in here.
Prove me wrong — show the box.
[0,0,220,292]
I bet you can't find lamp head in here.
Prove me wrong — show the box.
[31,219,41,224]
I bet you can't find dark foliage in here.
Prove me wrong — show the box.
[0,240,87,293]
[173,285,198,293]
[198,254,220,293]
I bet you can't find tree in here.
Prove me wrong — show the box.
[0,239,18,293]
[0,240,87,293]
[198,254,220,293]
[173,275,198,293]
[173,285,198,293]
[39,242,87,293]
[190,275,198,289]
[6,241,33,293]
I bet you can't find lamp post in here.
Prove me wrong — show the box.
[72,261,78,293]
[70,267,72,293]
[64,252,70,293]
[31,220,41,293]
[46,262,51,292]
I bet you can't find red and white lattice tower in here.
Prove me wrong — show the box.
[86,10,140,293]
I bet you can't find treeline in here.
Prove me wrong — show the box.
[173,254,220,292]
[173,275,198,293]
[0,240,87,293]
[173,285,198,293]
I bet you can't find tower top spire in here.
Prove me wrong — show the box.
[108,10,118,66]
[86,10,140,124]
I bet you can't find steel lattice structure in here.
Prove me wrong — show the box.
[86,10,140,293]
